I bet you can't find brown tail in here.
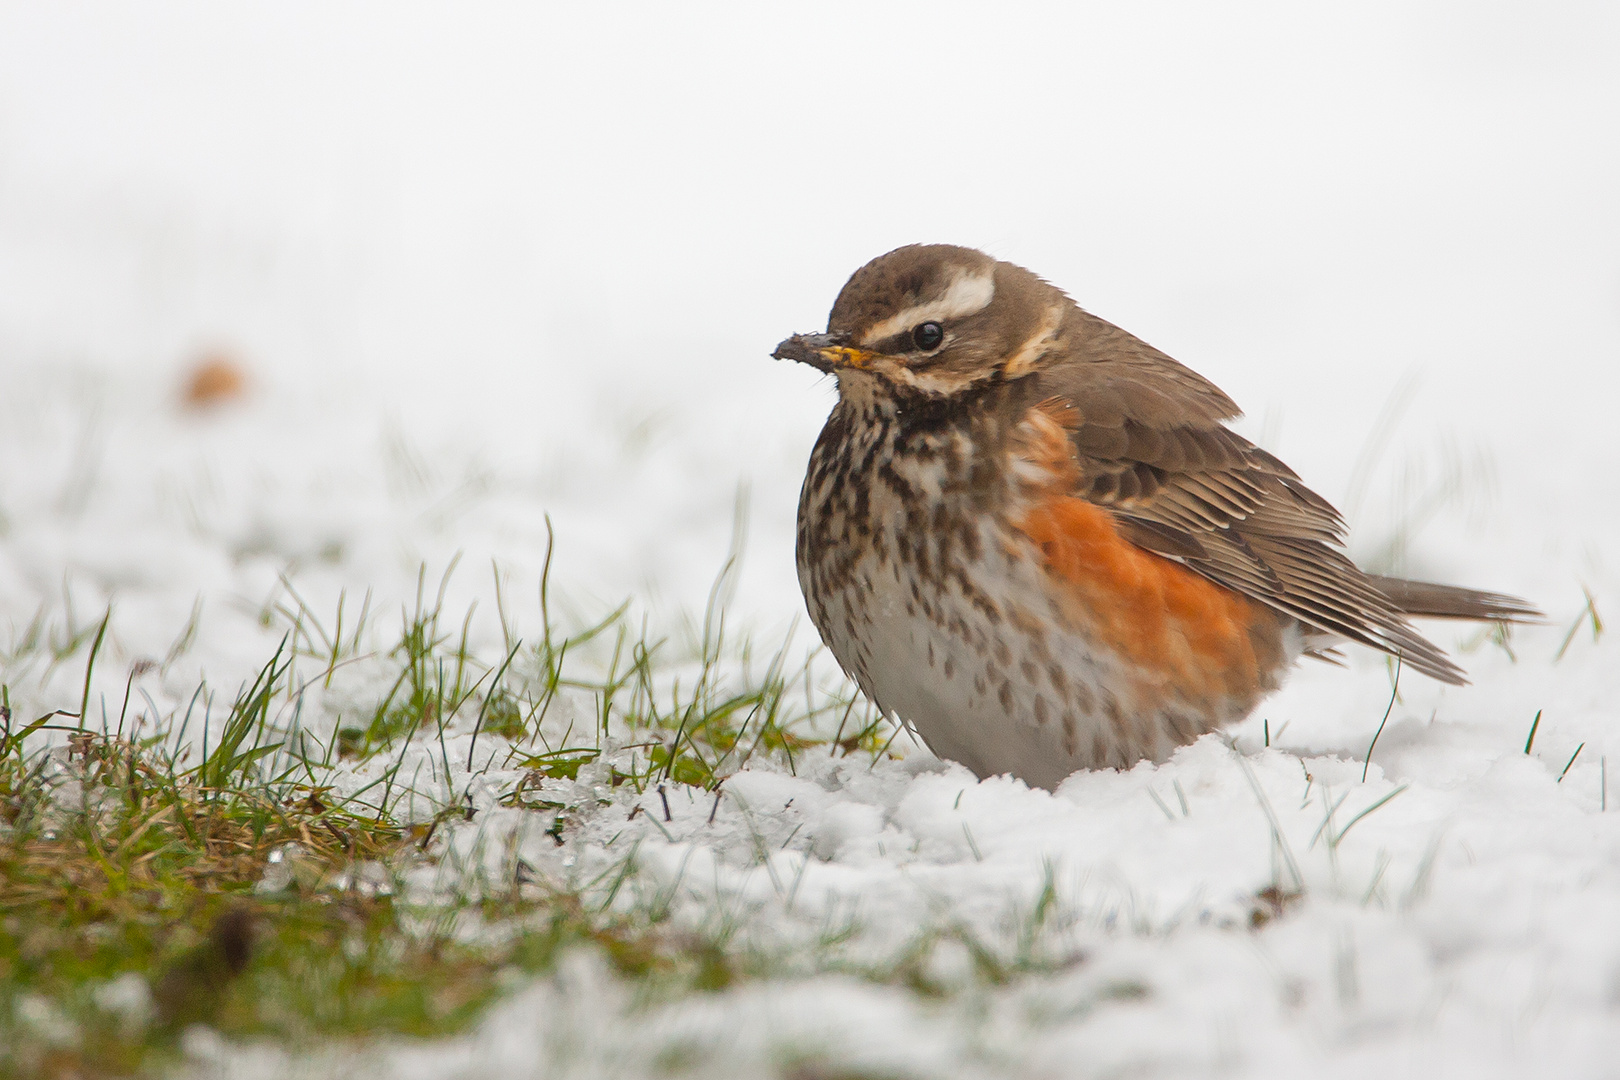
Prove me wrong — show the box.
[1301,576,1541,685]
[1366,575,1543,623]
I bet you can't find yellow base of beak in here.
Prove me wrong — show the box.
[817,346,878,370]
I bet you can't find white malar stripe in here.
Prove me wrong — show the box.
[857,269,997,347]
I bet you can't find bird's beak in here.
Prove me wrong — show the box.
[771,332,875,373]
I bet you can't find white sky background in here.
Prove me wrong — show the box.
[0,0,1616,632]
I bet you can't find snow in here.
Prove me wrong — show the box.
[2,2,1619,1076]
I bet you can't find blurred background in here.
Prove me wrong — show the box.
[0,1,1616,695]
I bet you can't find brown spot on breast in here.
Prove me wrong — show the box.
[958,521,982,561]
[1047,663,1069,700]
[1102,692,1124,730]
[1164,710,1196,743]
[1006,605,1050,651]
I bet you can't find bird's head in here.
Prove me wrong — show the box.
[773,244,1074,398]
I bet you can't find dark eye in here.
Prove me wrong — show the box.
[911,322,944,351]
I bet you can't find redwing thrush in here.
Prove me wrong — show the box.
[774,244,1538,791]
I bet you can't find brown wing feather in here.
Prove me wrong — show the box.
[1032,319,1537,685]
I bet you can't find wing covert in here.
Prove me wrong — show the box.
[1025,334,1468,684]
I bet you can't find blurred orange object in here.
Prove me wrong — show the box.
[183,352,250,408]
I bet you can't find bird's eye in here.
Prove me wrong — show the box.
[911,322,944,351]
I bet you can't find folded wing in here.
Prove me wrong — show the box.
[1032,311,1539,685]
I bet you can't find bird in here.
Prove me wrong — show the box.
[772,244,1539,791]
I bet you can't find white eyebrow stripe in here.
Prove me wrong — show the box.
[856,269,997,346]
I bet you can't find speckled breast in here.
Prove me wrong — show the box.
[795,379,1296,790]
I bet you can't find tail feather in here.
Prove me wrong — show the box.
[1366,575,1543,624]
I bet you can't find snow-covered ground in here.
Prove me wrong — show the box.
[2,3,1618,1076]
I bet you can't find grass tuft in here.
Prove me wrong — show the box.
[0,537,908,1076]
[1553,586,1603,662]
